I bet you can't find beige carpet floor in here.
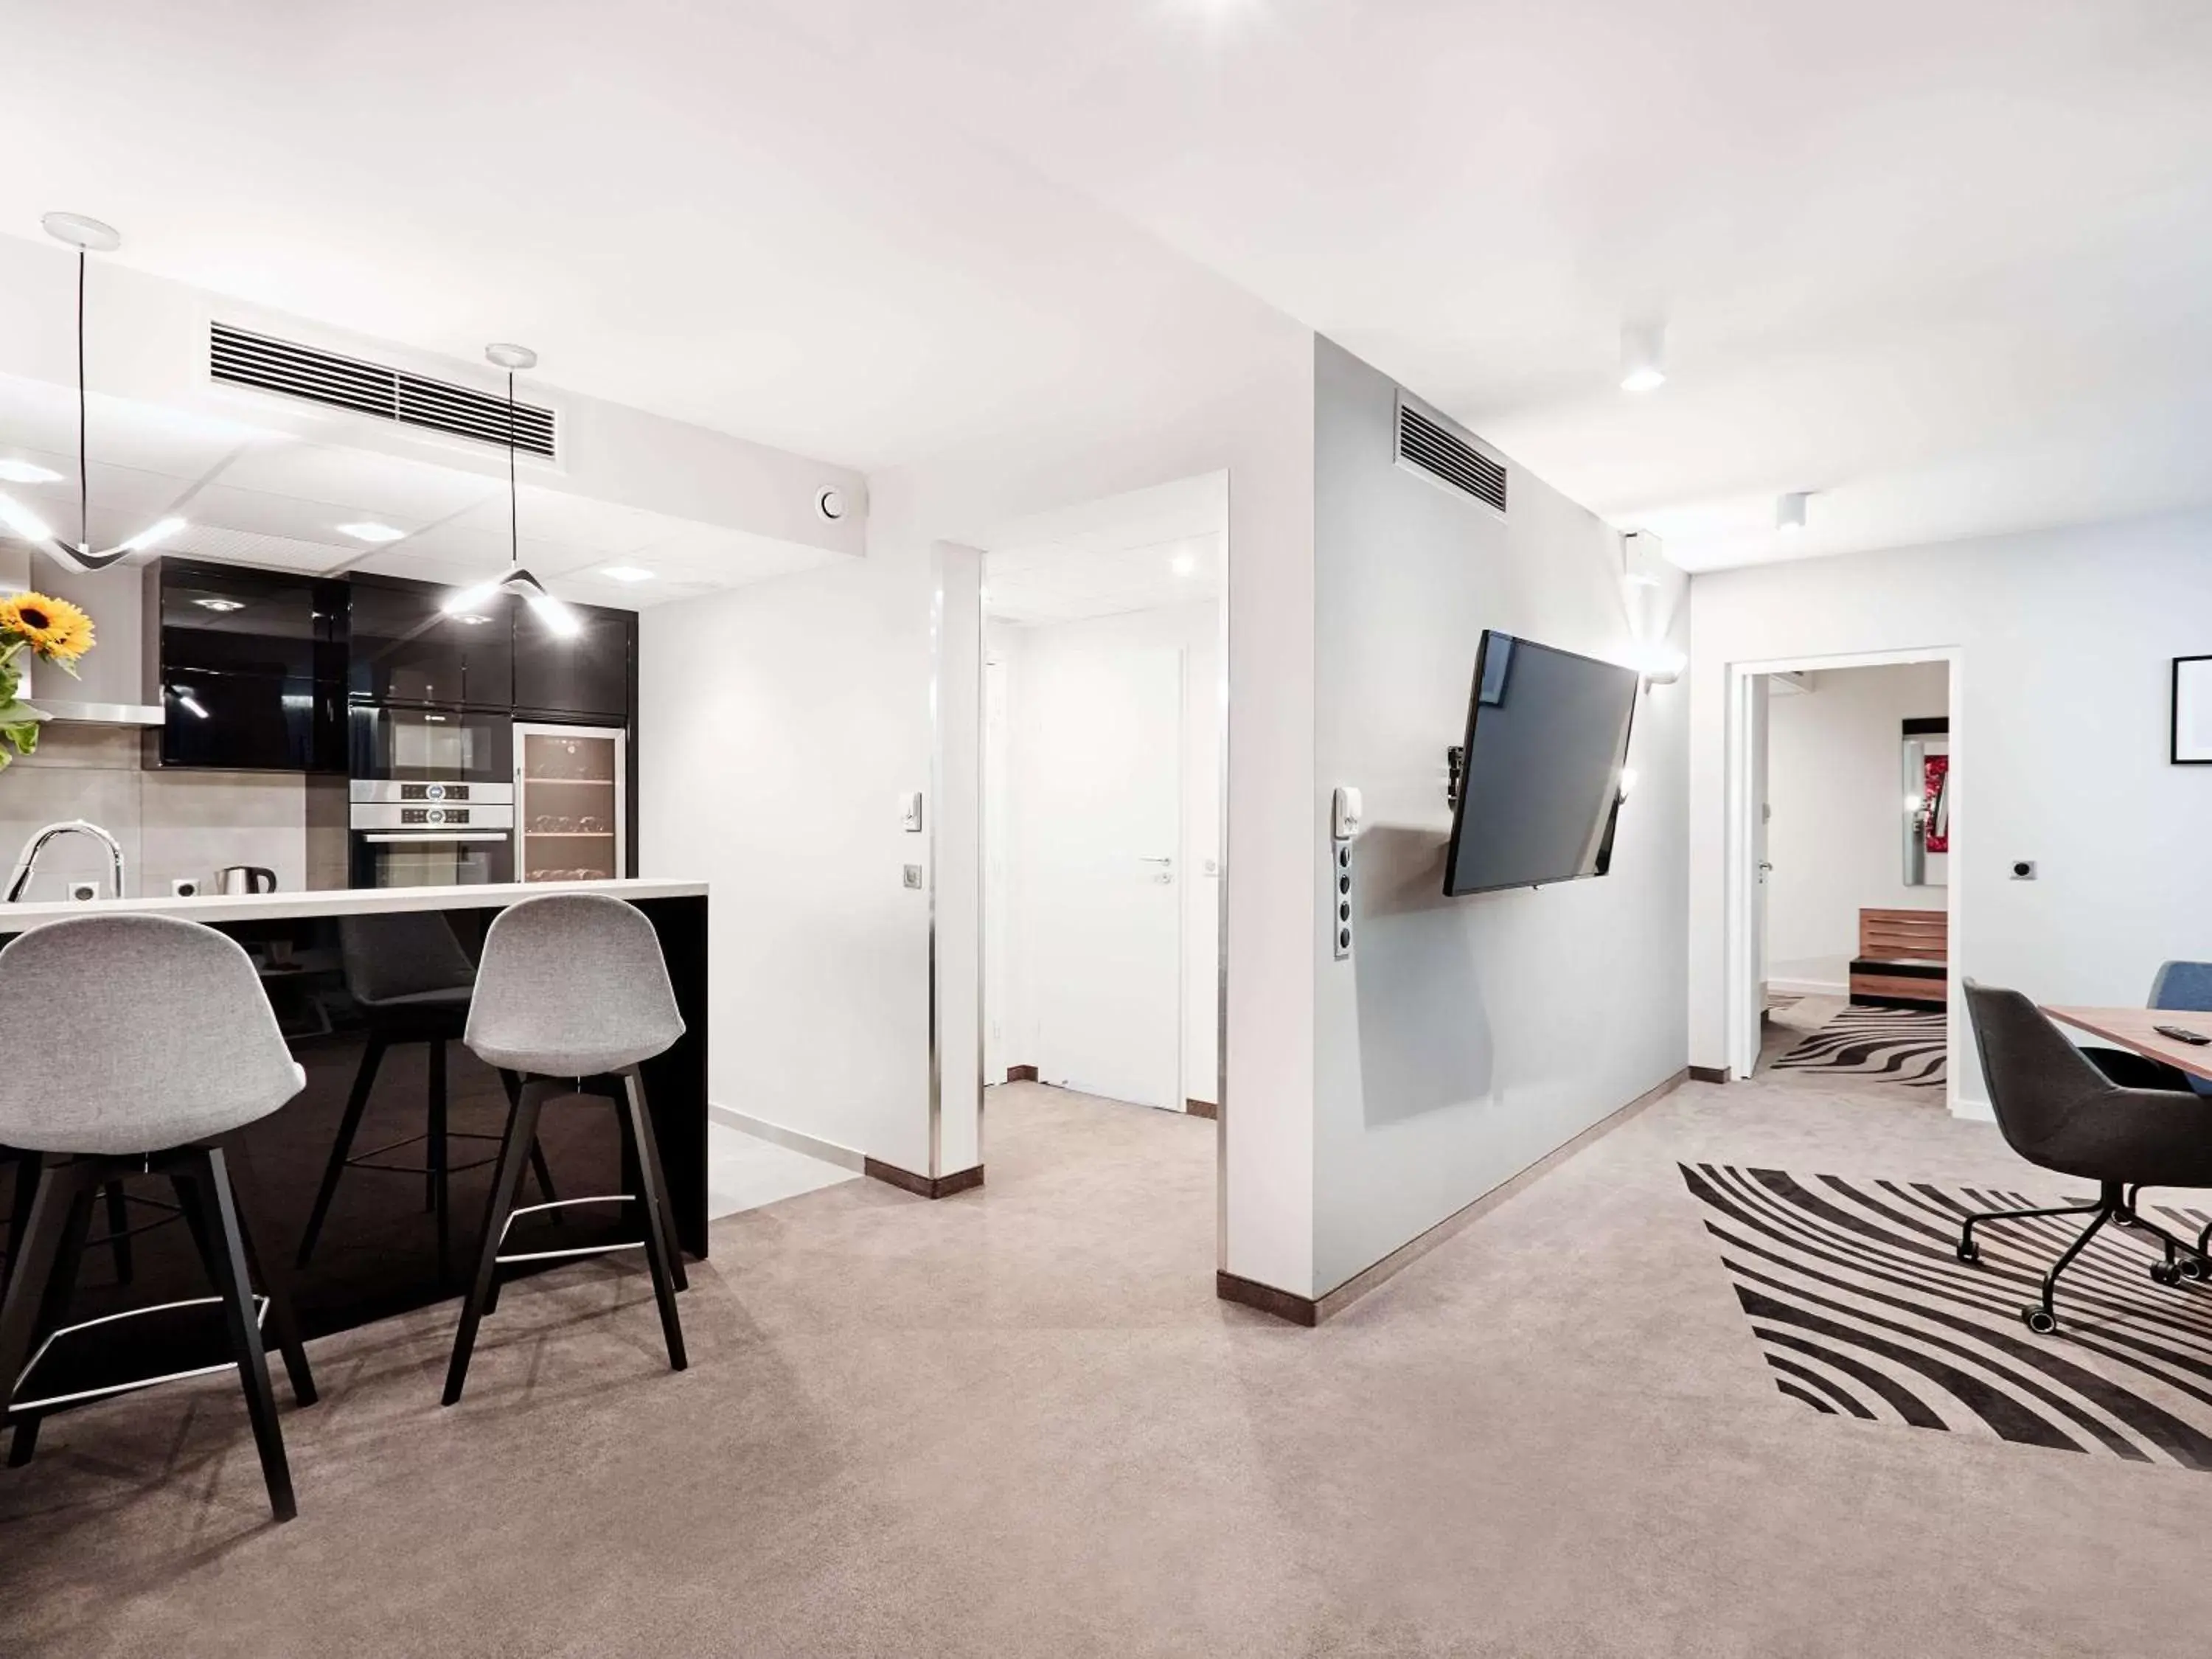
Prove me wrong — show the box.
[4,1075,2211,1656]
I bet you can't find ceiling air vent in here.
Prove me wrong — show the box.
[1395,397,1506,514]
[210,323,557,460]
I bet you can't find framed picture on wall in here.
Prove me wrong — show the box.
[2174,655,2212,764]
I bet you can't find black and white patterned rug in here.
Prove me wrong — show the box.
[1683,1164,2212,1469]
[1770,1006,1946,1088]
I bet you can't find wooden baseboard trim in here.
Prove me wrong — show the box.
[1215,1270,1318,1326]
[863,1159,985,1200]
[1185,1098,1218,1120]
[1004,1064,1039,1083]
[1688,1064,1729,1083]
[1219,1066,1691,1329]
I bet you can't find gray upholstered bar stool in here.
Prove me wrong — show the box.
[443,893,688,1405]
[0,914,317,1523]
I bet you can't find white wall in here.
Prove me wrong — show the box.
[984,599,1222,1105]
[1688,509,2212,1106]
[1765,661,1949,989]
[1310,338,1690,1295]
[639,212,1318,1300]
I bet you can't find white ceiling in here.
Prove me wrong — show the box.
[5,2,2209,570]
[984,474,1225,625]
[0,375,839,602]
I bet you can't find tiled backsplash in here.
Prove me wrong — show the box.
[0,726,347,900]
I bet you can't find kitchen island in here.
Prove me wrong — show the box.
[0,878,708,1373]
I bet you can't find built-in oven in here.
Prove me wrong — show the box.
[349,704,512,786]
[348,792,515,888]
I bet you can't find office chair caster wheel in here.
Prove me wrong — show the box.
[2152,1262,2183,1287]
[1955,1238,1980,1264]
[2021,1306,2058,1335]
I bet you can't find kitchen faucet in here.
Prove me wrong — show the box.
[4,820,127,903]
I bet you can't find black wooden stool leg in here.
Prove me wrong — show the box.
[0,1160,76,1469]
[624,1068,687,1293]
[8,1176,97,1468]
[444,1081,546,1406]
[297,1034,386,1268]
[102,1180,133,1285]
[501,1068,562,1219]
[182,1144,318,1410]
[1,1150,41,1301]
[429,1037,451,1281]
[621,1070,687,1373]
[184,1147,295,1523]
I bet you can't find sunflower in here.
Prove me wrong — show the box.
[0,592,95,662]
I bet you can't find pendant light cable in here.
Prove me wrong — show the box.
[76,251,88,556]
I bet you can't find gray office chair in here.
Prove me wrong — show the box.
[1958,979,2212,1333]
[442,893,688,1405]
[0,914,317,1521]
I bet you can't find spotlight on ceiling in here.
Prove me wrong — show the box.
[338,521,406,543]
[1776,492,1810,535]
[1619,320,1666,393]
[600,566,655,584]
[1170,549,1197,577]
[0,459,63,485]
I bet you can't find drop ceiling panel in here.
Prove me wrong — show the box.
[215,441,504,520]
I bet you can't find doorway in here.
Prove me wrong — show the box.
[1726,647,1964,1108]
[979,475,1225,1119]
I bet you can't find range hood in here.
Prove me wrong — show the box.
[1,545,164,726]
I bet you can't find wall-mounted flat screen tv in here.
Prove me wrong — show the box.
[1442,630,1638,897]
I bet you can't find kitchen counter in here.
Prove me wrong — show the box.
[0,876,706,931]
[0,879,709,1394]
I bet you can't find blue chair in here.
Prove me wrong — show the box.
[2151,961,2212,1098]
[2080,960,2212,1096]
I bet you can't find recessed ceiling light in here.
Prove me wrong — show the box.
[338,521,406,543]
[1169,550,1197,577]
[600,566,655,583]
[192,597,246,613]
[1619,320,1666,393]
[0,460,62,484]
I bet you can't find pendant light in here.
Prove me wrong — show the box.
[0,213,188,572]
[439,343,579,636]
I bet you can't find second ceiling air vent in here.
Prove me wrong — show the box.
[1395,397,1506,515]
[210,323,558,460]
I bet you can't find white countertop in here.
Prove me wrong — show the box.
[0,878,708,932]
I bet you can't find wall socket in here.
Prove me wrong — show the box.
[66,880,100,903]
[2010,859,2038,881]
[902,864,924,890]
[170,877,201,898]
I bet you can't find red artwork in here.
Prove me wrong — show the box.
[1923,754,1950,853]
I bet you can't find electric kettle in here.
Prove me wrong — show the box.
[216,866,278,895]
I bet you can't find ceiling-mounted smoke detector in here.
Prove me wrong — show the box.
[1620,320,1666,393]
[1776,491,1810,534]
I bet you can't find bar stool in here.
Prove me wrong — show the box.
[296,911,559,1281]
[0,914,317,1523]
[443,893,688,1405]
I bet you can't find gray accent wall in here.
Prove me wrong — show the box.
[1310,337,1689,1294]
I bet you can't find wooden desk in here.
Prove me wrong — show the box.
[2043,1006,2212,1083]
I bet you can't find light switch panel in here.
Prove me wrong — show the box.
[902,864,924,890]
[900,791,924,833]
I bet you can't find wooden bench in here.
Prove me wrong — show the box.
[1848,907,1947,1008]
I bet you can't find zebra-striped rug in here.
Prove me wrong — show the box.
[1684,1163,2212,1469]
[1769,1006,1946,1088]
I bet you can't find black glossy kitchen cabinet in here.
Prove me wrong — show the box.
[514,600,633,721]
[144,559,347,772]
[348,573,515,709]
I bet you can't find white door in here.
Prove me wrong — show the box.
[1025,644,1183,1110]
[1749,674,1773,1062]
